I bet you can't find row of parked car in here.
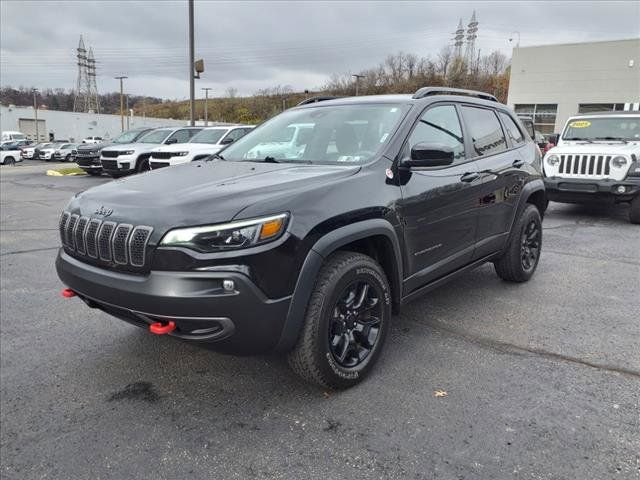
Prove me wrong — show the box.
[75,124,254,177]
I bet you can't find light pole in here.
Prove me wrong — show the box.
[188,0,195,126]
[201,87,212,126]
[509,31,521,48]
[352,74,364,96]
[114,76,127,132]
[126,95,130,129]
[32,88,39,142]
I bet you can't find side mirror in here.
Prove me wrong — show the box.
[220,137,234,145]
[165,138,177,144]
[404,142,455,168]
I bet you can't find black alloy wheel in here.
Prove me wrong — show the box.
[521,219,541,272]
[328,280,382,368]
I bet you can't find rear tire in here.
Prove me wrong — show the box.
[630,196,640,224]
[287,251,391,389]
[494,204,542,282]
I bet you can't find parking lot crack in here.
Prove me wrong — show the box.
[0,246,59,256]
[427,321,640,379]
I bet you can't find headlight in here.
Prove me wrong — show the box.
[175,151,189,156]
[160,213,289,252]
[611,156,628,168]
[122,150,135,155]
[546,154,560,166]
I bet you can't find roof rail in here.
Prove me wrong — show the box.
[412,87,498,102]
[296,96,342,106]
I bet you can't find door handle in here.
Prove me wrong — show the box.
[512,159,525,168]
[460,172,480,183]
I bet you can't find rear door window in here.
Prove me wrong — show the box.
[460,106,508,157]
[498,112,525,146]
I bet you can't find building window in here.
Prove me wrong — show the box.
[578,103,626,114]
[514,104,558,134]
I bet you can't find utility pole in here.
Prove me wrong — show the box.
[352,74,364,96]
[201,87,212,126]
[126,95,130,129]
[188,0,195,126]
[32,88,39,142]
[114,76,127,132]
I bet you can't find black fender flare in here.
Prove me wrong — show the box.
[503,178,545,251]
[274,218,403,352]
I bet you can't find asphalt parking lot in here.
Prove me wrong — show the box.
[1,161,639,480]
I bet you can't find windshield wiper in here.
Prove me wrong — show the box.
[564,137,592,143]
[263,156,279,163]
[206,153,224,161]
[594,137,628,143]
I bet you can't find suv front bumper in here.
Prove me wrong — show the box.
[544,176,640,204]
[76,155,102,171]
[56,250,291,354]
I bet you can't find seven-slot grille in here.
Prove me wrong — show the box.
[557,154,612,178]
[101,150,120,158]
[59,211,152,268]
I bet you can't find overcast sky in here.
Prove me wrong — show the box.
[1,1,639,99]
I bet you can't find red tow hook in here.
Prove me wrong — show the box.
[61,288,76,298]
[149,321,176,335]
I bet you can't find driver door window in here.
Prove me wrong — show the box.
[407,105,465,163]
[166,129,195,144]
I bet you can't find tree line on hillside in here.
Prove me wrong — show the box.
[1,47,509,125]
[0,86,163,115]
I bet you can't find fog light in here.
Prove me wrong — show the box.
[223,280,235,291]
[617,186,626,194]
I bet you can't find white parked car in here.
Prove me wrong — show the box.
[543,111,640,223]
[37,143,64,161]
[52,143,78,162]
[0,144,23,165]
[100,127,202,177]
[244,123,314,160]
[21,143,46,160]
[149,125,253,170]
[82,136,104,144]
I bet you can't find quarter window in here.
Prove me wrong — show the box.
[498,112,525,146]
[407,105,465,161]
[461,106,507,156]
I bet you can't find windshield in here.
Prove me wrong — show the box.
[220,104,408,164]
[113,130,146,144]
[563,116,640,141]
[189,129,227,144]
[137,129,172,144]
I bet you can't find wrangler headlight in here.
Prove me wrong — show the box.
[160,213,289,252]
[546,154,560,166]
[611,156,628,168]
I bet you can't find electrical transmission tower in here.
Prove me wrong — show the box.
[73,35,100,113]
[453,19,465,59]
[464,11,478,71]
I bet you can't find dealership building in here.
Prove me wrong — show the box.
[506,38,640,135]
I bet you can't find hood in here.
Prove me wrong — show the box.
[551,141,640,156]
[152,143,220,153]
[77,142,111,152]
[101,143,157,154]
[66,160,360,238]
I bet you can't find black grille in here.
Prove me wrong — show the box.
[129,227,153,266]
[101,150,120,158]
[150,162,170,169]
[101,160,118,170]
[66,215,79,249]
[151,151,174,159]
[98,222,116,261]
[74,217,89,255]
[85,219,101,258]
[60,211,152,269]
[112,224,133,264]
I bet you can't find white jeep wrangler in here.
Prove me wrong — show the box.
[543,111,640,224]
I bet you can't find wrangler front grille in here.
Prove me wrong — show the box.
[558,154,612,178]
[59,211,153,268]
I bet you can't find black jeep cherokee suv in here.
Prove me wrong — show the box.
[56,87,546,389]
[75,128,153,176]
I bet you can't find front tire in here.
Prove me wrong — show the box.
[288,251,391,389]
[630,196,640,224]
[3,157,15,166]
[136,157,150,173]
[494,204,542,282]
